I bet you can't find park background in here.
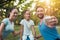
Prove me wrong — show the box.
[0,0,60,40]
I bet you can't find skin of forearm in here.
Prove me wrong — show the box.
[20,29,23,40]
[20,25,24,40]
[31,26,36,38]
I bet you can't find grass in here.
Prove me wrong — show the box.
[4,25,60,40]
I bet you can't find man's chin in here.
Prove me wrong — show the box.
[38,15,44,19]
[39,17,43,19]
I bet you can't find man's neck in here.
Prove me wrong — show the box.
[40,18,43,22]
[40,18,44,25]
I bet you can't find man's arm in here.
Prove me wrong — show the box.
[36,34,42,39]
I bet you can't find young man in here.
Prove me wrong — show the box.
[36,6,60,40]
[20,10,36,40]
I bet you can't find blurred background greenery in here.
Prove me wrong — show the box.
[0,0,60,25]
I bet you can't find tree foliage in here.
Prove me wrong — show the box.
[0,0,60,25]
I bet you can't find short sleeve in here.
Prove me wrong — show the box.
[2,18,8,25]
[31,20,34,26]
[20,20,24,25]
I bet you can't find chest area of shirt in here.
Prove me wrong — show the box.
[5,21,14,31]
[24,21,32,28]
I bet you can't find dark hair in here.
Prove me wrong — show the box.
[7,7,19,17]
[22,10,30,15]
[21,10,30,19]
[36,6,44,11]
[23,10,29,14]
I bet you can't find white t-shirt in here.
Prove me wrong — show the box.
[20,19,34,35]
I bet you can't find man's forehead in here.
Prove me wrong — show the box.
[37,8,44,10]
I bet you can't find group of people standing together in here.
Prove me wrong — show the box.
[0,6,60,40]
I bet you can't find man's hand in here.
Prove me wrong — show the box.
[35,35,42,39]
